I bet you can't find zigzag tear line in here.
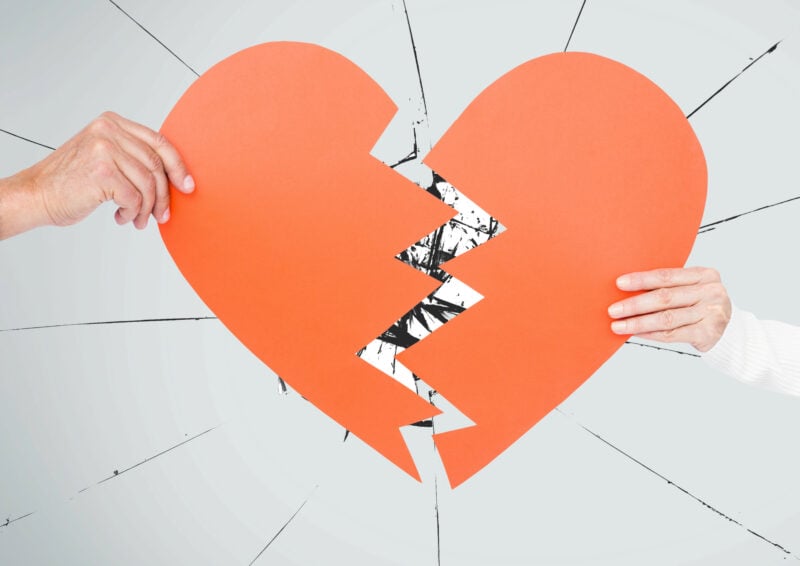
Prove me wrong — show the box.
[357,169,505,429]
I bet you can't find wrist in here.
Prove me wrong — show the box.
[0,165,52,240]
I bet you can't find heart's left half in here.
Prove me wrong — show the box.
[159,42,455,481]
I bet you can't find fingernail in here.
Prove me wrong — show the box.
[183,175,195,192]
[608,303,623,318]
[616,275,631,289]
[161,209,170,223]
[611,321,626,334]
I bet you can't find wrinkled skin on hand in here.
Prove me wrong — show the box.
[0,111,194,239]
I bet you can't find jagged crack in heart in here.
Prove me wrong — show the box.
[357,171,506,441]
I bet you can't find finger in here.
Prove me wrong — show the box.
[113,129,171,223]
[609,284,703,319]
[105,112,194,194]
[112,149,157,229]
[616,267,719,292]
[634,326,698,344]
[610,306,702,335]
[105,169,143,226]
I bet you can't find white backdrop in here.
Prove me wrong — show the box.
[2,1,800,564]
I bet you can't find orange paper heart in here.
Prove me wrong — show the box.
[160,42,706,488]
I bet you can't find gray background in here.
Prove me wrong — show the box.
[2,1,800,564]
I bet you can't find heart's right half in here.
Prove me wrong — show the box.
[402,50,707,487]
[160,42,706,488]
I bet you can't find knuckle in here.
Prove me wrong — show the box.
[117,188,142,211]
[703,267,720,281]
[659,309,675,328]
[706,282,727,301]
[152,131,168,149]
[656,268,673,284]
[89,115,114,136]
[709,302,730,323]
[91,137,114,155]
[146,150,164,172]
[656,287,673,307]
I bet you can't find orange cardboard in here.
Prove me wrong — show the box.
[160,43,706,487]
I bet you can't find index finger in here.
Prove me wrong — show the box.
[616,267,719,291]
[102,111,194,194]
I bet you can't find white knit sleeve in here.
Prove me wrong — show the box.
[702,304,800,396]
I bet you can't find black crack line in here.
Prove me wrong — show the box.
[107,0,200,78]
[697,194,800,234]
[248,489,316,566]
[448,214,498,235]
[0,511,35,529]
[747,529,800,560]
[564,0,587,52]
[429,390,438,437]
[0,316,218,334]
[426,392,442,566]
[0,128,55,151]
[558,410,799,560]
[1,427,221,533]
[686,40,781,120]
[388,128,419,169]
[624,340,701,358]
[386,1,426,169]
[78,425,220,493]
[276,377,288,395]
[400,0,432,154]
[401,0,428,119]
[434,475,442,566]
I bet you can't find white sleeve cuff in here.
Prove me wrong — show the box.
[703,304,800,396]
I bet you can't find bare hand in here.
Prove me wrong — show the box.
[2,112,193,237]
[608,267,732,352]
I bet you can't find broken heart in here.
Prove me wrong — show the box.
[159,42,706,488]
